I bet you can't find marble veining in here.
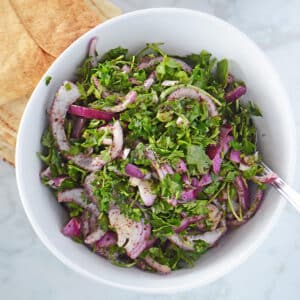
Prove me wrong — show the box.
[1,0,300,299]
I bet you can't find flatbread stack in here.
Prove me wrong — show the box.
[0,0,121,165]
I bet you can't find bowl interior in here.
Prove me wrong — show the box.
[16,8,296,293]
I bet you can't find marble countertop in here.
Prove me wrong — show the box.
[2,1,300,299]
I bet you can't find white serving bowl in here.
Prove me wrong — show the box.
[16,8,296,294]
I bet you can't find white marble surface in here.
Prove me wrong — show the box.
[2,0,300,299]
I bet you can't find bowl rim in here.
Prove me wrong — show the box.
[15,7,297,294]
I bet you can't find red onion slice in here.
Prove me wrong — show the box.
[234,176,249,210]
[125,163,144,179]
[143,71,156,89]
[137,56,192,74]
[50,82,107,171]
[168,233,194,251]
[138,180,157,206]
[175,159,187,174]
[58,188,99,216]
[144,256,171,274]
[207,144,222,174]
[88,37,98,68]
[111,120,123,159]
[40,167,67,189]
[68,154,106,172]
[253,173,278,184]
[162,80,179,87]
[199,174,213,187]
[180,189,197,202]
[103,90,137,113]
[84,172,97,204]
[225,85,247,102]
[175,215,204,233]
[172,58,192,73]
[167,87,218,116]
[96,231,118,248]
[68,105,114,121]
[229,150,241,163]
[108,206,151,259]
[71,117,86,138]
[137,56,163,70]
[62,218,81,237]
[227,190,264,227]
[121,65,131,73]
[84,228,106,245]
[121,148,131,160]
[188,226,226,246]
[50,81,81,151]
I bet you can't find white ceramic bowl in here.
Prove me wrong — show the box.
[16,8,296,294]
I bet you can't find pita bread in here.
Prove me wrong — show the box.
[91,0,122,19]
[10,0,106,57]
[0,140,15,165]
[0,0,54,105]
[0,96,28,164]
[0,0,121,164]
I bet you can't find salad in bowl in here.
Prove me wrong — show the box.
[39,39,277,274]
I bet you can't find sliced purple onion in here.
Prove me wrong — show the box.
[160,163,174,177]
[182,174,191,185]
[71,117,86,138]
[50,82,106,171]
[125,163,144,179]
[103,90,137,113]
[68,105,114,121]
[50,81,81,151]
[199,174,213,187]
[121,148,131,160]
[137,56,192,73]
[168,233,194,251]
[175,159,187,174]
[167,87,218,116]
[92,76,100,89]
[207,144,222,174]
[102,138,112,145]
[129,78,140,85]
[96,231,117,248]
[58,188,99,216]
[138,180,157,206]
[229,150,241,163]
[40,167,67,189]
[208,204,222,230]
[162,80,179,87]
[167,197,178,207]
[253,173,278,184]
[225,85,247,102]
[88,37,98,68]
[227,189,264,227]
[172,58,192,73]
[111,120,123,159]
[188,224,226,246]
[227,73,234,85]
[62,218,81,237]
[137,56,163,70]
[180,189,197,202]
[175,215,204,233]
[143,71,156,89]
[121,65,131,73]
[234,176,249,210]
[239,162,251,171]
[84,228,106,245]
[84,172,97,204]
[144,256,171,274]
[67,154,106,172]
[108,206,151,259]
